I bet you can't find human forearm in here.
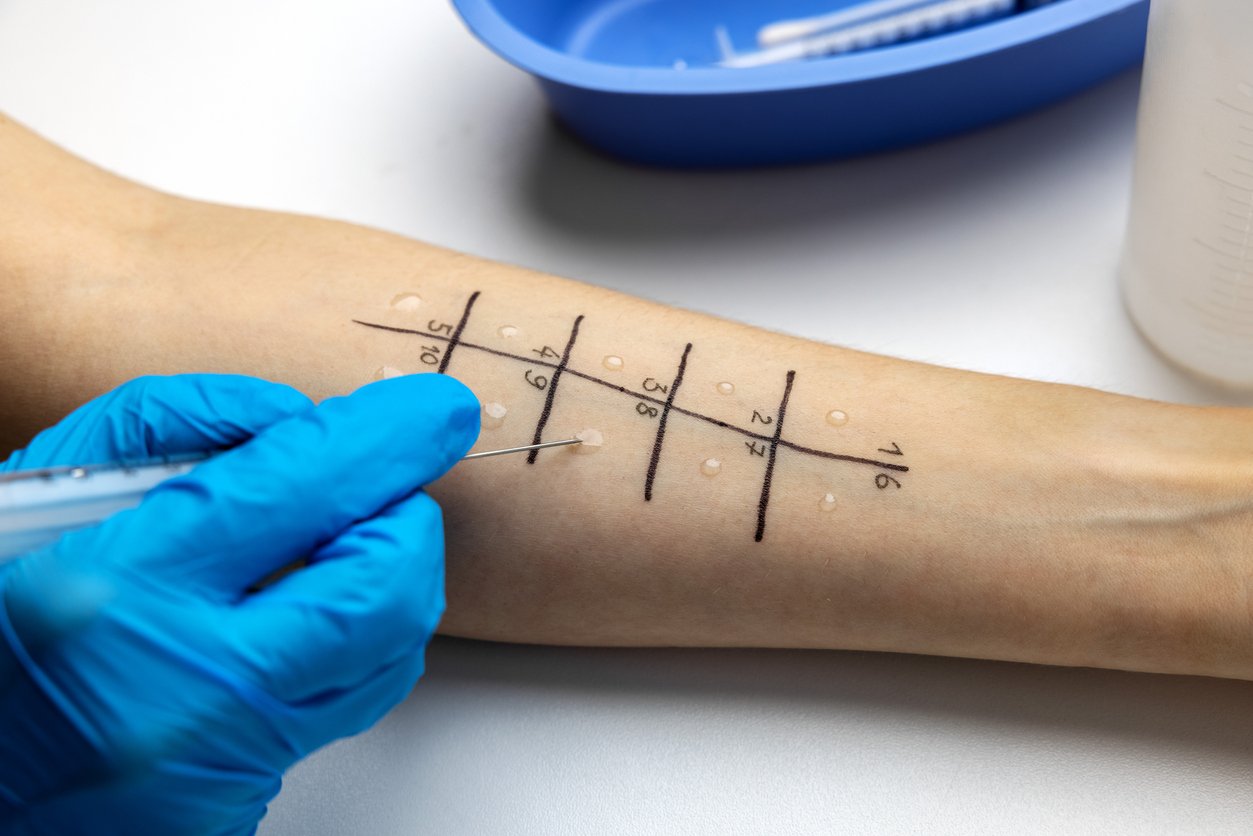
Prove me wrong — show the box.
[3,117,1252,679]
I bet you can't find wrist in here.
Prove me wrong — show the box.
[905,385,1253,682]
[1066,400,1253,680]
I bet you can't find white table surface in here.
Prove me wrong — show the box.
[3,1,1252,833]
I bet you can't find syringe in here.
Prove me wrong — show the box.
[0,437,582,564]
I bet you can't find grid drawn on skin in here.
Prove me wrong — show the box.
[355,294,909,540]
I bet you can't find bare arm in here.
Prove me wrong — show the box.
[3,114,1251,680]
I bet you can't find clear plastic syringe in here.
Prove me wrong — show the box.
[0,437,582,564]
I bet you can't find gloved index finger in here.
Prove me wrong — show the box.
[80,374,479,601]
[1,375,313,472]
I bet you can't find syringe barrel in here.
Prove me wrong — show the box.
[0,462,196,564]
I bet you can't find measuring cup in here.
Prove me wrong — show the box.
[1121,0,1253,387]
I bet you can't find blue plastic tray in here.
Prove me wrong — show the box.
[451,0,1149,167]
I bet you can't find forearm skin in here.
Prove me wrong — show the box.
[3,115,1251,680]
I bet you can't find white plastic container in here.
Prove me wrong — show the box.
[1121,0,1253,387]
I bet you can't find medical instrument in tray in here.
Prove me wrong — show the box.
[723,0,1059,68]
[451,0,1150,165]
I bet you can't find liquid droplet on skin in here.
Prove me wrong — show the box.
[373,366,404,380]
[602,355,624,372]
[716,382,735,396]
[574,428,604,453]
[819,493,838,512]
[481,402,507,430]
[498,325,519,339]
[390,293,422,312]
[826,409,849,427]
[700,458,722,477]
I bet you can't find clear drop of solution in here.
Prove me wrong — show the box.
[700,458,722,477]
[574,428,604,453]
[373,366,404,380]
[481,402,507,429]
[826,409,849,427]
[390,293,422,312]
[716,382,735,396]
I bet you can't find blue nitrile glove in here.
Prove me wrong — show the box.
[0,373,479,835]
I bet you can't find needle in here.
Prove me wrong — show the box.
[462,437,582,460]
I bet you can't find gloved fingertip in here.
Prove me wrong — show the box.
[437,375,482,454]
[364,373,481,459]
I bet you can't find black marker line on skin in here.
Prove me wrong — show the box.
[755,370,795,543]
[436,291,480,374]
[527,316,583,463]
[644,343,693,501]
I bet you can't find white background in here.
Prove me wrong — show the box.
[2,1,1252,833]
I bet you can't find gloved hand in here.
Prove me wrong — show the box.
[0,373,479,835]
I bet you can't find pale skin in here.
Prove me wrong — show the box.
[2,114,1252,680]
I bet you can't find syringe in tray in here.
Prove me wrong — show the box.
[719,0,1060,68]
